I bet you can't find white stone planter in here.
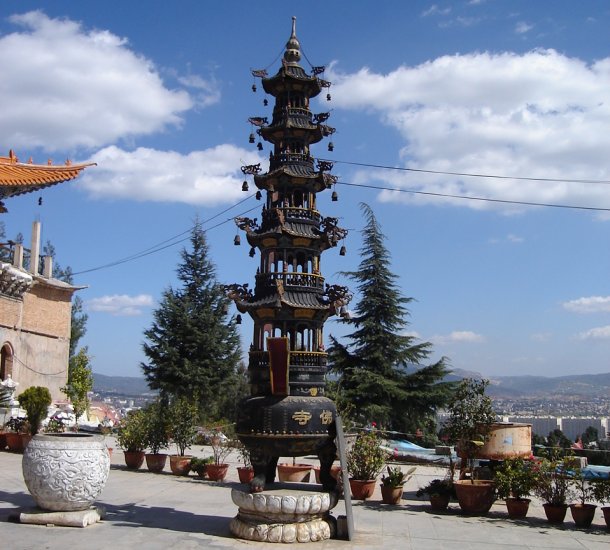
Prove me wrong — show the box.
[22,433,110,511]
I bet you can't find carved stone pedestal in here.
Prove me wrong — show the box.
[230,486,338,543]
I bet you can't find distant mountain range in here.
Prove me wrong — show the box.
[93,369,610,398]
[449,368,610,398]
[93,373,154,396]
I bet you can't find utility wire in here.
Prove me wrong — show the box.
[72,194,258,275]
[337,180,610,212]
[322,158,610,185]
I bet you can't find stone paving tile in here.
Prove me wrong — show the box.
[1,448,609,549]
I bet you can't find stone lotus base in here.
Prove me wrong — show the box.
[230,486,338,543]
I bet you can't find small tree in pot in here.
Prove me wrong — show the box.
[591,478,610,529]
[443,378,496,515]
[143,399,170,472]
[168,397,199,475]
[347,429,386,500]
[116,409,147,469]
[569,465,597,528]
[494,457,537,519]
[533,451,574,524]
[18,386,52,437]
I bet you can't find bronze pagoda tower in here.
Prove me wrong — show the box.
[227,17,351,492]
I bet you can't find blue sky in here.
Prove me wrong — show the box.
[2,1,610,380]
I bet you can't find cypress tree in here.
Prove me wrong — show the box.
[141,219,242,420]
[328,203,454,434]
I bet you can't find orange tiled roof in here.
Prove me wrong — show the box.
[0,149,95,201]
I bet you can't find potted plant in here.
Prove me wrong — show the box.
[444,378,496,515]
[346,429,386,500]
[380,465,415,505]
[234,440,254,484]
[277,457,312,483]
[18,386,52,445]
[143,400,170,472]
[5,417,28,453]
[533,452,574,524]
[168,397,199,476]
[569,465,597,528]
[207,428,232,481]
[116,409,147,468]
[0,386,11,450]
[494,457,537,519]
[190,456,214,478]
[591,478,610,529]
[416,478,456,511]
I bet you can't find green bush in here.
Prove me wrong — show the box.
[18,386,52,435]
[116,409,147,452]
[347,430,386,481]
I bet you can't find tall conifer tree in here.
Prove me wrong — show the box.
[141,220,242,420]
[328,203,454,434]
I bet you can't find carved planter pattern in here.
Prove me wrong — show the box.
[22,433,110,511]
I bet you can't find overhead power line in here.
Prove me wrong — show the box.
[71,158,610,276]
[323,158,610,185]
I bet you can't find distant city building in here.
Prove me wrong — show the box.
[507,416,560,437]
[560,417,606,441]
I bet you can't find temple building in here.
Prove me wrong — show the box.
[0,150,93,400]
[227,18,351,492]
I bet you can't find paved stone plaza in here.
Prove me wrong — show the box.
[1,441,608,549]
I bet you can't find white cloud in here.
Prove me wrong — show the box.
[563,296,610,314]
[87,294,153,316]
[515,21,533,34]
[80,144,263,205]
[489,233,524,244]
[0,11,199,152]
[328,50,610,214]
[578,325,610,340]
[421,5,451,17]
[434,330,485,344]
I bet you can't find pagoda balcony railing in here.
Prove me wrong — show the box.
[249,350,328,369]
[256,271,325,293]
[269,153,314,171]
[262,207,321,225]
[271,107,313,125]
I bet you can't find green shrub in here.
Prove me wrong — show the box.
[18,386,52,435]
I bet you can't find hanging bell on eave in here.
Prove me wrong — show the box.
[255,190,262,200]
[249,246,256,257]
[234,235,241,246]
[236,314,242,324]
[328,142,334,152]
[249,133,255,144]
[242,180,249,192]
[263,98,268,106]
[257,142,263,151]
[326,93,331,101]
[331,190,338,202]
[339,244,346,256]
[252,84,257,93]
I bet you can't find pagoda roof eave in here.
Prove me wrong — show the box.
[0,156,96,200]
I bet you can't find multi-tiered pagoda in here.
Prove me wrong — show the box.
[227,17,351,492]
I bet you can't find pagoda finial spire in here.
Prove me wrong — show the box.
[284,16,301,64]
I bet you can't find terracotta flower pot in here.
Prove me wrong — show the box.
[6,432,24,453]
[602,506,610,529]
[505,497,530,519]
[237,466,254,484]
[124,450,145,469]
[313,465,342,484]
[570,503,597,528]
[543,503,568,524]
[429,494,450,511]
[277,463,311,482]
[381,485,403,505]
[145,453,168,473]
[169,455,192,476]
[454,480,496,515]
[207,463,229,482]
[349,478,376,500]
